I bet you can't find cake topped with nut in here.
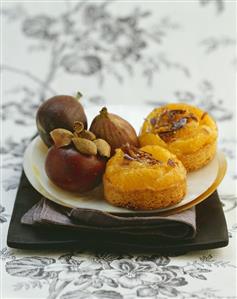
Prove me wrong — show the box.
[140,103,217,171]
[103,144,187,210]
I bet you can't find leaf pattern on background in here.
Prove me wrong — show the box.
[146,79,234,122]
[0,205,8,223]
[0,1,192,194]
[1,136,31,192]
[1,1,189,124]
[199,0,225,13]
[61,55,103,76]
[3,252,235,299]
[1,1,236,298]
[220,195,237,212]
[172,80,233,122]
[6,257,56,279]
[200,36,236,54]
[228,223,237,238]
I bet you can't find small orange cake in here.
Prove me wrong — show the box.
[103,144,187,210]
[139,103,218,172]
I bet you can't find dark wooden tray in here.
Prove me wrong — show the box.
[7,172,229,253]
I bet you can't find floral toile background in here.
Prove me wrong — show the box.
[1,1,236,298]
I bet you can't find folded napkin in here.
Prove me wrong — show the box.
[21,197,196,240]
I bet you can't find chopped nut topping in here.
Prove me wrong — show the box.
[150,117,157,126]
[201,112,208,120]
[167,159,176,167]
[122,144,162,165]
[168,109,186,118]
[124,153,135,161]
[172,118,187,130]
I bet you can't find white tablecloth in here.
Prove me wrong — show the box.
[1,1,236,298]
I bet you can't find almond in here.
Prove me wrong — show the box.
[73,121,84,134]
[72,137,97,155]
[78,130,96,141]
[50,128,74,148]
[94,139,111,158]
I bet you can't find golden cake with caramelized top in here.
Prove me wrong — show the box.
[103,144,187,210]
[139,103,218,172]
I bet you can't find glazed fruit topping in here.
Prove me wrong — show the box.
[122,144,162,165]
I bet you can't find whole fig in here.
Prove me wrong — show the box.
[36,94,87,147]
[90,107,139,153]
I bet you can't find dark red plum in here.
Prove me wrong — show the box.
[45,146,106,192]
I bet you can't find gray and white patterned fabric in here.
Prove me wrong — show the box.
[1,1,236,298]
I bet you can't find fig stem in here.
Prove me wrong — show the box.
[76,91,83,100]
[100,107,109,117]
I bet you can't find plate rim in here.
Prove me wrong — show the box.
[154,151,227,216]
[24,136,227,216]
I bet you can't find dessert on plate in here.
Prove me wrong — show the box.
[139,103,218,171]
[34,95,220,211]
[103,144,187,210]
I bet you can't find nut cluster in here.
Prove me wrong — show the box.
[50,122,111,158]
[121,144,161,165]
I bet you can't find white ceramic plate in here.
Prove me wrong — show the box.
[23,105,227,214]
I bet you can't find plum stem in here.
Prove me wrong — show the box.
[100,107,109,118]
[76,91,83,100]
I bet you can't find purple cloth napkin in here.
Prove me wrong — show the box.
[21,198,196,240]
